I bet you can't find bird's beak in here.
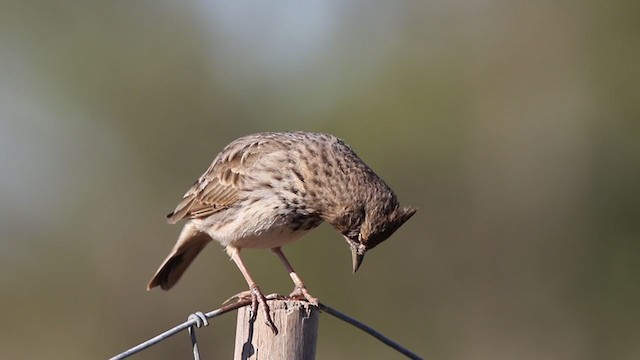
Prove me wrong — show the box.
[351,246,365,273]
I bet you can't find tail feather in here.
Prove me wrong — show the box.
[147,224,212,290]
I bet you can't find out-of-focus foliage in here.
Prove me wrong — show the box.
[1,1,638,359]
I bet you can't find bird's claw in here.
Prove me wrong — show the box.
[223,287,279,335]
[288,285,319,306]
[223,290,283,305]
[249,285,278,335]
[223,290,252,305]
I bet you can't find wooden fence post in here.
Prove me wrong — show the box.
[234,299,319,360]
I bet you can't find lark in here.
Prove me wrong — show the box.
[147,131,416,333]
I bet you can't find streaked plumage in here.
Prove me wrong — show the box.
[147,131,416,333]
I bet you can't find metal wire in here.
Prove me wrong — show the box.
[187,312,208,360]
[108,297,256,360]
[109,296,423,360]
[319,303,423,360]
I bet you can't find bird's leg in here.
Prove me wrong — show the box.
[227,246,278,335]
[271,247,319,305]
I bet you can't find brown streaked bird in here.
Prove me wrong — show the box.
[147,131,416,333]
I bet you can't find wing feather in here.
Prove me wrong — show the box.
[166,136,277,223]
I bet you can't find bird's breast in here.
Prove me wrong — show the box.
[194,195,322,249]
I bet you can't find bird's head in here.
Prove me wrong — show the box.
[329,199,417,273]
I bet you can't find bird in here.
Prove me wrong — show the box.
[147,131,416,333]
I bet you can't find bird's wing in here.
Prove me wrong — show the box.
[166,136,277,223]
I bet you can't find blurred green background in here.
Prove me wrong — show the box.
[1,1,639,359]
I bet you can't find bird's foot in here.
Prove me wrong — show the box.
[223,287,278,335]
[221,286,314,332]
[288,285,319,306]
[249,285,278,335]
[223,290,282,305]
[223,290,252,305]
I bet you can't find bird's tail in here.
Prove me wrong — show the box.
[147,223,212,291]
